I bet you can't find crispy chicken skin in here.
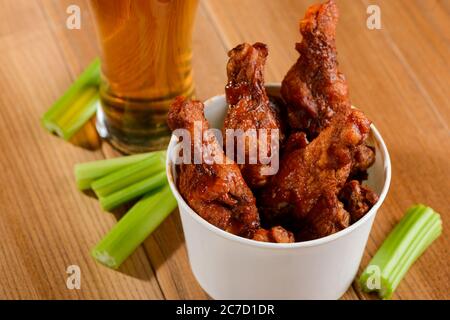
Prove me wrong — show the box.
[260,107,372,240]
[283,131,309,155]
[339,180,379,223]
[281,0,349,138]
[224,43,283,189]
[167,97,260,238]
[297,192,350,241]
[351,144,376,178]
[253,226,295,243]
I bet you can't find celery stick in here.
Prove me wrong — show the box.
[91,151,166,197]
[385,215,441,299]
[371,207,425,283]
[99,171,167,211]
[42,59,100,140]
[74,152,157,190]
[359,205,442,299]
[91,185,177,269]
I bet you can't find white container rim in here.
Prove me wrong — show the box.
[166,85,392,250]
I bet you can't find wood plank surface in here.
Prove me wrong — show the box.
[0,0,448,300]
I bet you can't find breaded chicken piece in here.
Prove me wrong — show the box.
[224,43,283,188]
[253,226,295,243]
[339,180,379,223]
[168,97,260,238]
[260,107,372,240]
[281,0,349,139]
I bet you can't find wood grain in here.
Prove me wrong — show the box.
[0,0,448,300]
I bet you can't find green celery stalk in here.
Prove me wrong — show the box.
[91,185,177,269]
[91,151,166,197]
[359,205,442,299]
[74,152,156,190]
[42,58,101,140]
[386,214,441,298]
[99,171,167,211]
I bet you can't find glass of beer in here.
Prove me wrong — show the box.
[90,0,198,153]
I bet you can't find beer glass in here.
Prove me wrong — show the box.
[90,0,198,153]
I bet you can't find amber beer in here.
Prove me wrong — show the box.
[90,0,198,153]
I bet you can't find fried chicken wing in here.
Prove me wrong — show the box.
[350,144,376,180]
[283,131,309,155]
[281,0,349,138]
[260,107,372,240]
[339,180,379,223]
[297,192,350,241]
[167,97,259,238]
[253,226,295,243]
[281,0,375,179]
[224,43,283,188]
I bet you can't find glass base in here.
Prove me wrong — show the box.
[96,105,171,154]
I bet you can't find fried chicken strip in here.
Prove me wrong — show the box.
[224,43,283,188]
[167,97,259,238]
[260,107,372,240]
[281,0,349,138]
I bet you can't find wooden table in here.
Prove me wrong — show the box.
[0,0,448,300]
